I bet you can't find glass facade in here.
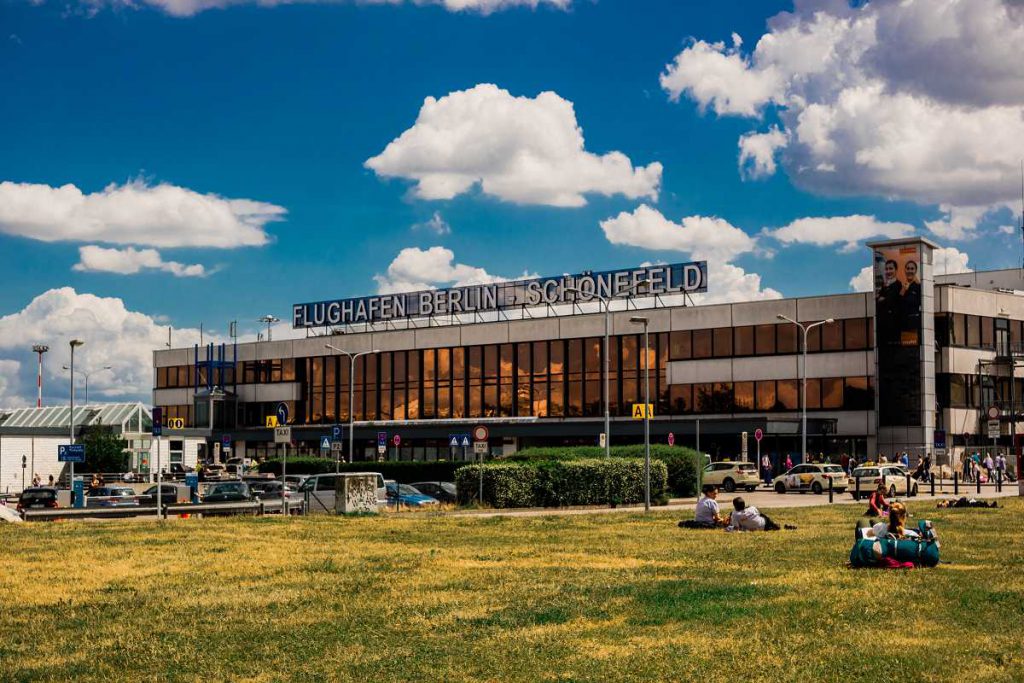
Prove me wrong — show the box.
[156,321,878,428]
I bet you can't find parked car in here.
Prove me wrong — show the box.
[87,486,140,508]
[16,487,58,512]
[385,482,440,508]
[702,461,760,493]
[139,483,183,506]
[299,473,387,513]
[250,480,299,502]
[199,464,229,481]
[283,474,310,488]
[409,481,457,503]
[168,463,194,480]
[772,464,849,495]
[850,465,918,499]
[201,481,252,503]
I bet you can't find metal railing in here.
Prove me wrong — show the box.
[20,499,304,521]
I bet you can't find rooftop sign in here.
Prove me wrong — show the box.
[292,261,707,328]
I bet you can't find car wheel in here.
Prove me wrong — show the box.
[811,482,823,495]
[888,485,897,499]
[774,482,786,494]
[722,478,736,493]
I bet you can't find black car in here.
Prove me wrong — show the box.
[409,481,457,504]
[201,481,252,503]
[17,487,59,512]
[139,483,181,506]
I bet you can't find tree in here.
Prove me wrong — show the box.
[80,426,129,473]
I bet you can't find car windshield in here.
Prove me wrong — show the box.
[737,464,757,472]
[110,488,135,496]
[853,467,879,476]
[389,484,421,496]
[823,466,844,474]
[21,490,55,502]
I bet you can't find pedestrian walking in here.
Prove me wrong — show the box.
[47,474,55,487]
[900,452,909,468]
[995,453,1006,482]
[962,454,973,482]
[761,453,772,487]
[983,453,994,481]
[31,473,41,487]
[784,454,793,471]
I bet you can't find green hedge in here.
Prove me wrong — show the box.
[508,445,703,497]
[259,457,462,483]
[455,458,667,508]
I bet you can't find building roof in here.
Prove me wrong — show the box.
[0,402,151,434]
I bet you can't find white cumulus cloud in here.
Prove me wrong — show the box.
[374,246,529,294]
[598,205,779,304]
[599,204,756,262]
[366,84,662,207]
[849,265,874,293]
[0,179,285,248]
[661,0,1024,219]
[412,211,452,236]
[73,246,208,277]
[766,215,915,252]
[738,126,787,179]
[0,288,205,405]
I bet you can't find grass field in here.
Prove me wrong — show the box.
[2,499,1023,682]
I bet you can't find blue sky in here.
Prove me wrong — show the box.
[1,0,1022,404]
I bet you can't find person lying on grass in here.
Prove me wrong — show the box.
[936,497,999,509]
[850,502,940,569]
[725,497,781,532]
[678,484,726,528]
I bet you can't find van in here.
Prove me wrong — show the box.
[298,473,387,513]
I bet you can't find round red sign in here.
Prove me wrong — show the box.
[473,425,490,442]
[667,432,675,446]
[393,434,401,447]
[754,428,763,442]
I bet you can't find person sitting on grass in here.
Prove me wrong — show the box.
[865,483,890,518]
[936,497,999,509]
[678,484,726,529]
[725,497,781,532]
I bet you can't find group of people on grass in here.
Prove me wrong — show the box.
[679,484,782,532]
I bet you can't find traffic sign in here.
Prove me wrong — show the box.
[988,406,1000,420]
[393,434,401,447]
[473,425,489,442]
[276,402,289,426]
[377,431,387,447]
[667,432,675,446]
[987,419,1000,439]
[377,445,386,455]
[320,436,331,451]
[754,428,763,442]
[450,433,470,448]
[331,441,343,453]
[461,435,471,447]
[332,425,342,439]
[58,444,86,463]
[151,407,162,436]
[222,434,232,448]
[599,433,606,448]
[631,403,654,419]
[274,426,292,444]
[473,441,488,455]
[265,415,279,428]
[167,417,185,430]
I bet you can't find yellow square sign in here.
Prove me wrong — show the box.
[265,415,279,428]
[632,403,654,419]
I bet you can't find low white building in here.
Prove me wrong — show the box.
[0,402,191,494]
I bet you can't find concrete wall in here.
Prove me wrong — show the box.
[0,436,65,494]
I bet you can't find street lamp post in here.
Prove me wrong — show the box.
[630,316,651,512]
[63,365,112,404]
[325,344,381,466]
[566,278,649,458]
[776,315,834,464]
[32,345,49,408]
[68,339,84,502]
[258,315,280,342]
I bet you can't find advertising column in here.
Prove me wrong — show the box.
[867,237,938,459]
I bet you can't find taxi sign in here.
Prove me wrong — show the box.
[632,403,654,419]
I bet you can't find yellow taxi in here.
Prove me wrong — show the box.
[702,461,761,493]
[772,463,850,495]
[850,465,919,499]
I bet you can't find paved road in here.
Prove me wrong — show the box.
[449,485,1020,519]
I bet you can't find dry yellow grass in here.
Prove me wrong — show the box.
[1,499,1023,682]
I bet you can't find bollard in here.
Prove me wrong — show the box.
[977,473,981,495]
[997,471,1002,493]
[906,472,912,498]
[258,500,265,516]
[855,475,861,501]
[829,476,834,503]
[930,474,935,497]
[954,472,959,495]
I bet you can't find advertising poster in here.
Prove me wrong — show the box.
[874,244,922,426]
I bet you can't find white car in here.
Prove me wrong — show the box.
[850,465,918,499]
[702,461,761,493]
[772,464,849,495]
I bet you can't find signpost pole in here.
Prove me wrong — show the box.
[156,435,162,519]
[282,440,288,516]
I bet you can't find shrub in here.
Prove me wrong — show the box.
[509,445,703,497]
[455,458,667,508]
[259,458,463,483]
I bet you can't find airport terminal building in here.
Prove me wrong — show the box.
[152,237,1024,469]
